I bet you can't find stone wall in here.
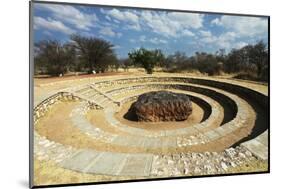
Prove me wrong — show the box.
[33,92,100,125]
[94,76,267,110]
[106,83,238,123]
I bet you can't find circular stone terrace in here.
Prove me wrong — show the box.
[33,73,268,185]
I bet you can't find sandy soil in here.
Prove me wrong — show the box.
[34,72,133,85]
[86,109,132,136]
[35,102,152,154]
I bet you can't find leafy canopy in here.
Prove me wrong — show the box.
[128,48,164,74]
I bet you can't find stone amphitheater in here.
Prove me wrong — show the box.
[32,73,269,185]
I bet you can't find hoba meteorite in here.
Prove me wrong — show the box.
[130,91,193,122]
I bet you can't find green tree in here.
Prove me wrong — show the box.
[194,52,219,75]
[215,49,226,63]
[119,58,133,71]
[103,54,119,72]
[163,52,191,72]
[70,34,116,73]
[225,40,268,80]
[128,48,164,74]
[248,41,268,77]
[34,40,75,76]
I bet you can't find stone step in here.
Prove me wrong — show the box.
[119,154,153,176]
[93,95,105,102]
[82,90,98,98]
[84,152,127,175]
[97,97,108,104]
[59,148,154,176]
[59,150,101,173]
[101,100,114,107]
[240,130,268,160]
[75,87,92,94]
[86,92,99,99]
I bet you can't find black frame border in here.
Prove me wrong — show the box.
[29,0,270,188]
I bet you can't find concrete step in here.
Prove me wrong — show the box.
[59,148,154,176]
[240,130,268,160]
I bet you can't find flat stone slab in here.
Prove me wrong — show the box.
[85,152,128,175]
[214,126,233,136]
[161,137,177,148]
[112,136,145,147]
[119,154,153,176]
[204,130,221,141]
[240,130,268,160]
[255,130,268,146]
[59,150,100,173]
[142,138,162,148]
[60,149,154,176]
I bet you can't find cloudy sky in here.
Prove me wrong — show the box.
[33,3,268,58]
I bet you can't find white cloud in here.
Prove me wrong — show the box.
[182,29,195,37]
[101,9,203,37]
[124,11,139,23]
[167,12,204,29]
[200,31,238,49]
[140,10,204,38]
[113,45,121,49]
[127,23,141,31]
[235,41,248,49]
[34,16,74,34]
[200,30,212,37]
[106,9,125,20]
[99,27,115,37]
[149,37,168,44]
[210,18,222,26]
[36,4,98,31]
[138,35,167,44]
[113,19,120,24]
[211,15,268,37]
[105,15,111,21]
[107,8,139,24]
[99,27,122,38]
[105,9,141,31]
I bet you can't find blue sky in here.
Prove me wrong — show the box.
[33,3,268,58]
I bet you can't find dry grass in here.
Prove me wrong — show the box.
[226,159,268,173]
[33,159,141,186]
